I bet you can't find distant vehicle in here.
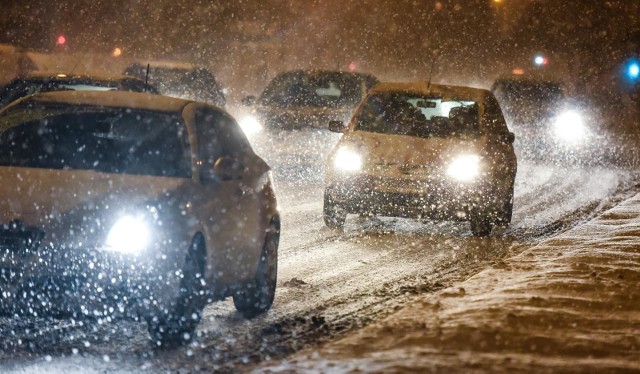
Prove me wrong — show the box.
[0,91,279,345]
[239,70,379,134]
[0,72,157,109]
[124,61,226,108]
[491,76,594,160]
[324,82,517,236]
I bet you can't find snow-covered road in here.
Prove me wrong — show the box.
[0,137,637,372]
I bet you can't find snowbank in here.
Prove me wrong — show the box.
[260,192,640,372]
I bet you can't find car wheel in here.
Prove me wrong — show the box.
[470,217,493,237]
[147,235,207,346]
[323,192,347,229]
[233,221,279,318]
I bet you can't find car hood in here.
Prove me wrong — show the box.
[256,104,355,129]
[0,166,189,247]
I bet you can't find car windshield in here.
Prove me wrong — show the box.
[260,72,369,108]
[354,91,480,138]
[124,65,225,106]
[0,108,191,177]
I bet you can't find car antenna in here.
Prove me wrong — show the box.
[427,59,435,89]
[144,63,150,92]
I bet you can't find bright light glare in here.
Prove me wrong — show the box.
[553,110,587,144]
[627,61,639,80]
[238,115,263,136]
[447,154,480,182]
[333,147,362,172]
[106,216,150,254]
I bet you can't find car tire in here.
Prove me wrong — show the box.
[147,235,207,346]
[470,217,493,237]
[323,192,347,229]
[233,221,279,318]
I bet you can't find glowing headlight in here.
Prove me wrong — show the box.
[446,154,480,182]
[106,215,150,254]
[553,110,587,144]
[333,147,362,172]
[238,115,263,136]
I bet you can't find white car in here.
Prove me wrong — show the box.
[0,91,279,344]
[324,82,517,236]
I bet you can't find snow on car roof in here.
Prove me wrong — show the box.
[18,71,146,82]
[11,90,191,113]
[370,82,489,102]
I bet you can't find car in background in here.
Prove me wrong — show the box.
[240,70,379,134]
[491,76,595,161]
[124,61,226,108]
[0,72,157,109]
[324,82,517,236]
[0,91,279,345]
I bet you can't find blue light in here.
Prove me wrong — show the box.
[627,61,639,80]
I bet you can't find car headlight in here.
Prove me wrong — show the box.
[553,110,587,144]
[238,115,263,136]
[105,215,150,254]
[333,147,362,172]
[446,154,480,182]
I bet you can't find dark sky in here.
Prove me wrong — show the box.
[1,0,637,92]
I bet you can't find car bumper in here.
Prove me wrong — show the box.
[326,174,505,220]
[0,245,181,319]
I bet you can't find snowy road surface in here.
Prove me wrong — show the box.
[0,138,637,372]
[259,191,640,373]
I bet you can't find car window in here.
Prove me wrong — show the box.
[355,92,481,138]
[195,108,251,166]
[0,109,191,178]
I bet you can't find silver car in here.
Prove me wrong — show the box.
[324,82,517,236]
[0,91,279,345]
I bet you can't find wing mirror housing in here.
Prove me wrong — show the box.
[328,120,345,133]
[241,95,256,107]
[502,131,515,144]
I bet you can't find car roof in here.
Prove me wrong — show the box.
[13,71,147,83]
[126,60,198,71]
[276,69,377,80]
[5,90,192,113]
[369,82,489,102]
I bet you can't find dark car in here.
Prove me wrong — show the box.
[0,72,157,109]
[0,91,279,345]
[124,61,226,108]
[490,76,595,161]
[241,70,379,131]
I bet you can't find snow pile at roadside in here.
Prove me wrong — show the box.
[260,192,640,372]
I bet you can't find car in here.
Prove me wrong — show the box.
[0,71,158,109]
[124,61,226,108]
[239,69,379,133]
[324,82,517,236]
[0,91,279,345]
[490,76,595,161]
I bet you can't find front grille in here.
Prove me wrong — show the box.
[0,220,44,254]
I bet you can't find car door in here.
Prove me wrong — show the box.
[191,107,263,284]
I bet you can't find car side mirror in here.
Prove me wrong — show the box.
[210,157,244,181]
[328,120,345,133]
[501,132,515,144]
[241,95,256,107]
